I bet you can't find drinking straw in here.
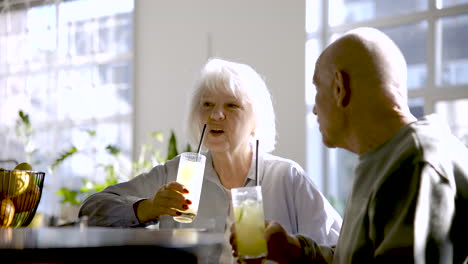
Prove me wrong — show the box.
[197,124,207,154]
[256,139,259,186]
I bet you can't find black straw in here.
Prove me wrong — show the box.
[256,139,259,185]
[197,124,207,154]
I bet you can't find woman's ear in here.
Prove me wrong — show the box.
[333,70,351,107]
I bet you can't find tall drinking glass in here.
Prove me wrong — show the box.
[231,185,267,260]
[173,152,206,223]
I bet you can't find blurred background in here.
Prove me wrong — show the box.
[1,0,467,224]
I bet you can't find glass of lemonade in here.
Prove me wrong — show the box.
[173,152,206,223]
[231,185,267,260]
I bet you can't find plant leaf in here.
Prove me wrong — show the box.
[166,130,179,160]
[19,110,31,126]
[85,129,96,136]
[55,188,81,205]
[50,146,78,170]
[151,131,164,142]
[106,145,121,156]
[184,143,192,153]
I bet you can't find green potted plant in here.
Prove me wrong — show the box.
[14,109,193,223]
[51,128,191,223]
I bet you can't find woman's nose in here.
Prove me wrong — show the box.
[210,107,225,120]
[312,105,317,115]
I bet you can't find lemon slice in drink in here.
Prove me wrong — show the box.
[234,207,244,222]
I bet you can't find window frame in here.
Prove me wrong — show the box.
[306,0,468,215]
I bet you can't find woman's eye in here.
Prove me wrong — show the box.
[227,103,239,108]
[202,102,213,107]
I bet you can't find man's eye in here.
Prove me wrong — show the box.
[227,103,239,108]
[202,102,213,107]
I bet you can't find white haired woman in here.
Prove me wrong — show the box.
[79,58,342,254]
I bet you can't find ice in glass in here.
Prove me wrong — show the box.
[231,185,267,259]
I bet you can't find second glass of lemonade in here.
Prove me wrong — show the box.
[173,152,206,223]
[231,185,268,260]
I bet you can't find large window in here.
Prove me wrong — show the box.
[0,0,134,216]
[306,0,468,215]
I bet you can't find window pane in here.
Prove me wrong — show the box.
[26,72,58,123]
[435,98,468,146]
[438,0,468,8]
[441,14,468,86]
[0,0,134,219]
[57,64,132,121]
[58,0,134,59]
[408,97,425,118]
[329,0,427,27]
[333,148,358,215]
[305,39,320,105]
[306,0,321,33]
[66,121,132,181]
[97,13,133,54]
[379,22,428,90]
[27,4,56,67]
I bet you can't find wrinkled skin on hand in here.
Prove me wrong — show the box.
[136,181,192,223]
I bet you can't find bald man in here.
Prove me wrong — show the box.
[232,27,468,263]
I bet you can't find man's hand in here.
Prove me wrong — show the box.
[263,221,302,264]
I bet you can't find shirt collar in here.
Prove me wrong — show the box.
[203,151,265,187]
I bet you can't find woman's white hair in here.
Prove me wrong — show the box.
[186,57,277,153]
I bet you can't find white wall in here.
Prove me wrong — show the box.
[134,0,307,167]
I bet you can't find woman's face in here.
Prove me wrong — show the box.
[198,88,256,155]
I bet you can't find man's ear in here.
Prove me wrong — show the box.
[333,70,351,107]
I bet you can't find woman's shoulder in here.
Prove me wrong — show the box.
[260,153,318,194]
[262,153,306,176]
[144,154,182,176]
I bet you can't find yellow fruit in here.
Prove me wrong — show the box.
[0,170,30,198]
[12,184,40,212]
[28,212,43,228]
[14,162,32,171]
[0,198,15,227]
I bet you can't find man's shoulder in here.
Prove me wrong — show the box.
[409,114,468,167]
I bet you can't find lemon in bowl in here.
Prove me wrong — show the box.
[0,163,45,227]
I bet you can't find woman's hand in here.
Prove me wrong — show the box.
[135,181,191,223]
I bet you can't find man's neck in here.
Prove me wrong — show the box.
[348,113,417,155]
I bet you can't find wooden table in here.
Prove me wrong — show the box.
[0,226,225,263]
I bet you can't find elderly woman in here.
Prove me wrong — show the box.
[79,58,341,246]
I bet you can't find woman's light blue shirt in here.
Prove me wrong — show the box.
[79,152,342,246]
